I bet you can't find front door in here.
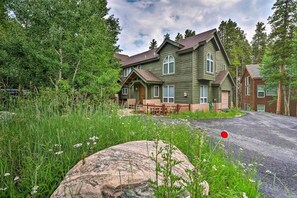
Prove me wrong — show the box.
[139,85,145,104]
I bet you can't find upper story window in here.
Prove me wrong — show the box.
[223,64,226,70]
[245,76,251,96]
[163,55,175,75]
[124,67,132,77]
[257,85,265,98]
[206,53,214,73]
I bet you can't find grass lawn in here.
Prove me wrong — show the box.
[0,98,260,197]
[170,108,245,120]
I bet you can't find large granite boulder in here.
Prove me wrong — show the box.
[51,140,194,198]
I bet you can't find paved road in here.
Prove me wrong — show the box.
[188,111,297,198]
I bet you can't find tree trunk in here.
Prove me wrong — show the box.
[276,65,284,114]
[235,66,238,108]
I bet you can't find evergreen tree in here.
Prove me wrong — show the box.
[184,29,196,38]
[251,22,267,64]
[218,19,251,78]
[164,33,170,39]
[261,0,297,115]
[149,39,158,49]
[175,33,184,41]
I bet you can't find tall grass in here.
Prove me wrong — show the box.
[0,96,261,197]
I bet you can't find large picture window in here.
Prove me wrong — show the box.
[163,55,175,75]
[200,85,208,104]
[206,53,214,73]
[163,85,174,103]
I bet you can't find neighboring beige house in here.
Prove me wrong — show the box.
[116,29,235,112]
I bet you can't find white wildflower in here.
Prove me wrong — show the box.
[249,179,255,183]
[241,163,246,168]
[212,165,217,171]
[73,143,82,148]
[203,159,207,162]
[248,164,254,167]
[221,164,226,167]
[87,142,90,146]
[4,173,10,177]
[93,142,97,145]
[31,185,39,195]
[199,180,209,196]
[243,192,248,198]
[258,163,264,166]
[48,149,53,152]
[89,136,99,141]
[0,187,7,191]
[239,148,243,151]
[265,170,272,174]
[14,176,20,181]
[55,151,63,155]
[54,144,61,147]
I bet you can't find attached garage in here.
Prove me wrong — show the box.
[221,91,229,109]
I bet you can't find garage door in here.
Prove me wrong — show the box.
[221,91,229,109]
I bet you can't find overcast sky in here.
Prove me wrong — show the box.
[107,0,275,56]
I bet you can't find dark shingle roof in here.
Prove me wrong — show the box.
[212,70,235,86]
[121,29,217,67]
[114,53,129,62]
[246,64,261,79]
[122,69,163,85]
[177,29,216,51]
[122,49,159,67]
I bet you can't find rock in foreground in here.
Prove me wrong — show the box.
[51,140,194,198]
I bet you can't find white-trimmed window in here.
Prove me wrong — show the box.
[257,85,265,98]
[257,104,265,112]
[206,53,214,73]
[223,64,226,70]
[122,88,128,95]
[266,87,277,96]
[154,85,159,97]
[163,85,174,103]
[200,85,208,104]
[124,67,132,77]
[245,76,251,96]
[163,55,175,75]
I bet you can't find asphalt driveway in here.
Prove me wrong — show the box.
[189,111,297,198]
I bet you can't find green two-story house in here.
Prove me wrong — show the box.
[116,29,235,111]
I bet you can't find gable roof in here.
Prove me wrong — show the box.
[114,53,129,62]
[120,28,231,67]
[212,70,235,86]
[122,49,159,68]
[122,68,163,85]
[245,64,261,79]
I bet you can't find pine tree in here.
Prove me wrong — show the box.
[184,29,196,38]
[175,33,183,41]
[261,0,297,115]
[218,19,251,78]
[149,39,158,49]
[164,33,170,39]
[251,22,267,64]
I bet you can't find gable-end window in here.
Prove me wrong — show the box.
[206,53,214,73]
[163,55,175,75]
[223,64,226,70]
[200,85,208,104]
[154,85,159,97]
[257,104,265,112]
[245,76,251,96]
[163,85,174,103]
[257,85,265,98]
[124,67,132,77]
[122,88,128,95]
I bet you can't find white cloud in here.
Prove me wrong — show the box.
[107,0,274,56]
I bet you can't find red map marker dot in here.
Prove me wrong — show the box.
[221,131,229,138]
